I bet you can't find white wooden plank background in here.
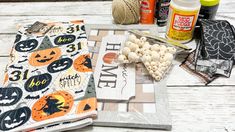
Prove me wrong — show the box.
[0,1,235,132]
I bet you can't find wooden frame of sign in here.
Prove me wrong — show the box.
[86,24,172,130]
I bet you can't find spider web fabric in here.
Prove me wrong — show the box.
[195,20,235,77]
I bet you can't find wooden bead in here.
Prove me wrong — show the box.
[122,47,131,56]
[128,34,137,42]
[151,51,160,61]
[149,70,154,75]
[145,62,150,67]
[129,43,139,52]
[128,52,138,62]
[150,61,157,66]
[143,42,151,49]
[151,44,160,51]
[140,36,147,42]
[166,47,177,54]
[137,40,145,48]
[142,54,151,63]
[134,39,141,45]
[163,53,174,61]
[152,66,157,71]
[159,51,165,57]
[135,49,143,57]
[125,41,132,47]
[124,60,129,63]
[118,54,127,63]
[154,76,161,81]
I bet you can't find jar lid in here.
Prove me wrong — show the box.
[200,0,220,6]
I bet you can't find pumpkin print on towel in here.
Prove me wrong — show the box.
[73,54,92,72]
[47,57,73,73]
[32,91,74,121]
[0,87,23,106]
[0,107,31,131]
[29,36,61,67]
[15,39,38,52]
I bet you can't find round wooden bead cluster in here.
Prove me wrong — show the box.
[118,34,177,81]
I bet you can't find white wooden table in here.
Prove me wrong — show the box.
[0,1,235,132]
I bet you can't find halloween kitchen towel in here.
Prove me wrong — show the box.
[0,20,97,132]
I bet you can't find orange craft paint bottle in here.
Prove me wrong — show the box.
[140,0,156,24]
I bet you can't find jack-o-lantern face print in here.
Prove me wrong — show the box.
[47,58,73,73]
[15,39,38,52]
[0,107,31,131]
[32,91,73,121]
[29,47,61,67]
[0,87,22,106]
[73,54,92,72]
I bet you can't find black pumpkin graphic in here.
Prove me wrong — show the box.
[54,35,76,45]
[24,73,52,92]
[0,107,31,131]
[47,58,73,73]
[15,39,38,52]
[0,87,22,106]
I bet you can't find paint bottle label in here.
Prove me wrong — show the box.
[166,5,199,42]
[140,0,156,24]
[155,0,171,26]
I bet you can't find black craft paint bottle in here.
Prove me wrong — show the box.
[198,0,220,19]
[155,0,171,26]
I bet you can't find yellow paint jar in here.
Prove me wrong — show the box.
[166,0,201,43]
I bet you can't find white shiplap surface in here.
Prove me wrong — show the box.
[0,1,235,132]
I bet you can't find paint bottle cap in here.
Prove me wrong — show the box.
[200,0,220,6]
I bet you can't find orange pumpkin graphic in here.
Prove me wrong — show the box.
[29,47,61,67]
[32,91,73,121]
[103,52,117,64]
[76,97,97,114]
[73,54,92,72]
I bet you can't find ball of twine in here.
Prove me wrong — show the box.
[112,0,140,25]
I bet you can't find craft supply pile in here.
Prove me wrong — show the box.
[1,0,235,131]
[112,0,235,85]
